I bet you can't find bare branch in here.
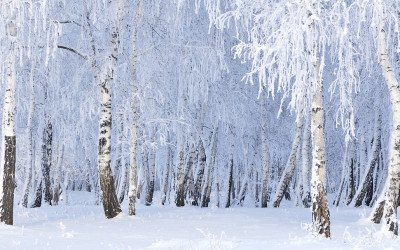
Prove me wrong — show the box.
[55,20,83,28]
[57,45,88,60]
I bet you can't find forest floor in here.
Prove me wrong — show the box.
[1,191,399,249]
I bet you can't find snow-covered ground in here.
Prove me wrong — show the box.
[2,191,399,249]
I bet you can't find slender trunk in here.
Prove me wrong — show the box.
[63,171,70,205]
[310,22,330,237]
[261,96,269,208]
[237,137,249,205]
[359,128,368,190]
[352,111,381,207]
[371,151,386,205]
[114,141,123,195]
[145,149,155,206]
[272,110,304,207]
[372,2,400,234]
[53,144,64,205]
[214,143,220,207]
[193,138,206,206]
[127,0,142,215]
[183,142,197,203]
[128,110,137,214]
[201,124,218,207]
[41,117,52,205]
[346,147,356,205]
[175,133,186,207]
[295,135,302,206]
[334,140,350,206]
[118,160,129,203]
[161,143,171,205]
[32,181,42,208]
[0,37,17,225]
[301,111,311,208]
[21,57,36,208]
[225,126,235,208]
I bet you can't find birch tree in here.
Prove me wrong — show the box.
[200,0,348,237]
[82,0,124,218]
[368,0,400,235]
[0,19,17,225]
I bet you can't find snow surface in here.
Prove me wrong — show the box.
[2,191,399,249]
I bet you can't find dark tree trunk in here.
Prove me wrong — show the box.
[346,158,355,205]
[31,180,42,208]
[193,139,206,206]
[0,136,16,225]
[175,138,186,207]
[145,151,155,206]
[225,157,233,208]
[41,118,53,205]
[372,199,385,224]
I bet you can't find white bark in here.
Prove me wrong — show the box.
[161,140,171,205]
[261,95,269,208]
[175,133,186,207]
[373,1,400,235]
[53,144,64,205]
[310,21,330,238]
[21,57,36,208]
[128,0,143,216]
[0,35,17,225]
[301,111,311,208]
[84,0,124,218]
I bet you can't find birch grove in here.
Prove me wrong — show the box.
[0,0,400,239]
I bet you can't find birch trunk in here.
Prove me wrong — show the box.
[127,0,143,215]
[261,96,269,208]
[352,111,381,207]
[161,142,171,205]
[84,0,124,218]
[98,83,121,218]
[0,37,17,225]
[225,125,235,208]
[373,1,400,234]
[175,133,186,207]
[128,110,137,214]
[301,111,311,208]
[310,22,330,237]
[41,117,53,205]
[21,58,36,208]
[145,149,155,206]
[272,110,304,207]
[193,138,206,206]
[53,145,64,205]
[118,160,129,203]
[346,144,356,205]
[201,124,218,207]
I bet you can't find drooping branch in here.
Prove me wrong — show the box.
[57,45,88,60]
